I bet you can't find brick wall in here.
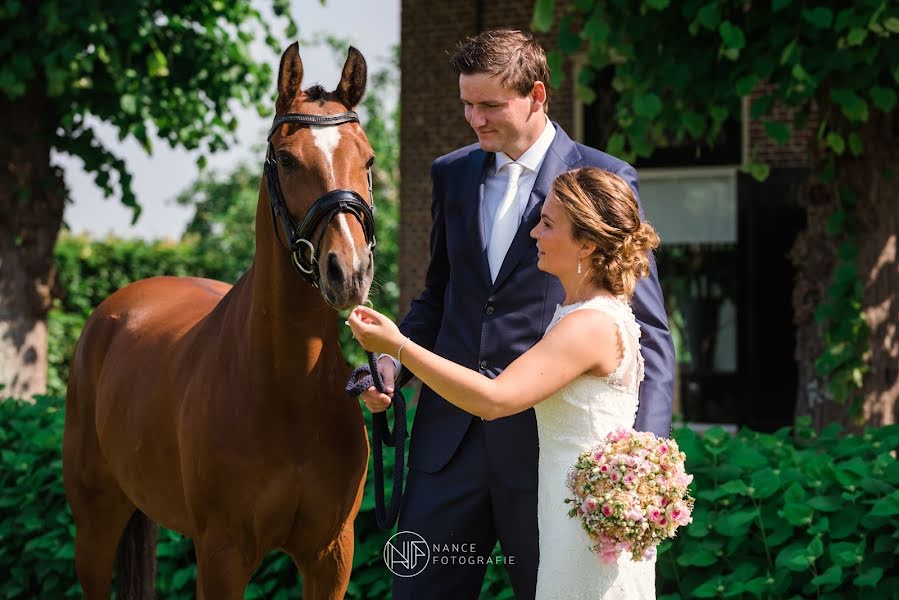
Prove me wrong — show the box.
[748,82,817,168]
[398,0,575,315]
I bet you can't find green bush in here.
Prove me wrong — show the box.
[659,419,899,599]
[0,393,416,598]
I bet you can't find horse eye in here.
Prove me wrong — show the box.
[277,153,295,169]
[365,156,375,169]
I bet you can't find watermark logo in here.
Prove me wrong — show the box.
[383,531,430,577]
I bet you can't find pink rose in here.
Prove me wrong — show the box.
[581,497,599,513]
[647,505,662,522]
[601,503,614,517]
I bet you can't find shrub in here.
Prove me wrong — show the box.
[658,419,899,599]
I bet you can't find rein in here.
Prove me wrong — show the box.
[264,110,376,288]
[346,356,408,530]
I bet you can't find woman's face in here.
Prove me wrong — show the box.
[530,193,581,277]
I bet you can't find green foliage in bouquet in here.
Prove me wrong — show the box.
[658,419,899,599]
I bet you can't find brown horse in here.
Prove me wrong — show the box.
[63,43,374,599]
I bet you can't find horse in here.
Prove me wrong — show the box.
[62,43,374,600]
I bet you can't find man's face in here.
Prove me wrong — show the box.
[459,72,546,160]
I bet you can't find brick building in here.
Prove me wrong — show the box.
[398,1,808,430]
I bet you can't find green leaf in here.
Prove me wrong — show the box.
[749,469,782,499]
[830,89,870,122]
[576,84,597,104]
[646,0,670,9]
[772,0,791,12]
[120,94,137,115]
[532,0,556,32]
[847,28,868,46]
[854,567,884,587]
[811,565,843,586]
[547,50,565,89]
[582,10,610,44]
[776,544,813,571]
[719,21,746,50]
[870,86,897,113]
[827,132,845,155]
[781,502,814,525]
[806,536,824,559]
[696,4,721,29]
[802,7,833,29]
[764,121,790,145]
[885,17,899,34]
[830,541,863,567]
[715,508,758,536]
[634,93,663,119]
[735,74,758,96]
[682,111,706,138]
[808,496,842,512]
[869,490,899,516]
[848,132,863,156]
[745,162,770,182]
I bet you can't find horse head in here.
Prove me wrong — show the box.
[266,42,375,309]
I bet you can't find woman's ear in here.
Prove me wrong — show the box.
[579,240,597,258]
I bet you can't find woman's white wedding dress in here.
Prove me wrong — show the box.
[534,295,656,599]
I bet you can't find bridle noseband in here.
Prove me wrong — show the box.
[264,110,376,288]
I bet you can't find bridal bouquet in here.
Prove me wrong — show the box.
[565,428,694,563]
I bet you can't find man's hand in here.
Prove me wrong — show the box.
[361,355,396,413]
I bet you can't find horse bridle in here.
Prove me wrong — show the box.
[264,110,376,288]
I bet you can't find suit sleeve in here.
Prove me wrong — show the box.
[615,164,676,438]
[398,159,450,354]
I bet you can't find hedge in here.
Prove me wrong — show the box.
[4,394,898,598]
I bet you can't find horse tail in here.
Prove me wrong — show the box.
[115,510,158,600]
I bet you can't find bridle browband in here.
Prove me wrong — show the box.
[264,110,376,288]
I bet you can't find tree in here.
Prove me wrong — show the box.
[535,0,899,426]
[0,1,297,397]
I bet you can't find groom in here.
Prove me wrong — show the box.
[363,29,675,599]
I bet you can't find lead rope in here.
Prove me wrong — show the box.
[347,353,407,529]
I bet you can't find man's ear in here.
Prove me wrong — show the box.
[530,81,548,113]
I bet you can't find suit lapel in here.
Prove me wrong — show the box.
[492,124,582,289]
[460,149,493,286]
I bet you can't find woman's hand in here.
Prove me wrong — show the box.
[347,306,406,357]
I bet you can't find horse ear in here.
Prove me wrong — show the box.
[277,42,304,113]
[335,46,367,109]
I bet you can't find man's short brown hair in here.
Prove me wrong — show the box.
[450,29,550,105]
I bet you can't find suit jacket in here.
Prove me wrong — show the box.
[399,123,675,489]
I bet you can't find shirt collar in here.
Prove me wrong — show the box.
[494,115,556,175]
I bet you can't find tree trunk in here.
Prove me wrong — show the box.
[0,87,65,399]
[852,112,899,426]
[792,111,899,429]
[791,179,854,428]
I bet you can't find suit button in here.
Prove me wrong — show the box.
[479,360,488,371]
[485,305,495,316]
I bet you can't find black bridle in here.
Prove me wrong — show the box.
[264,110,376,288]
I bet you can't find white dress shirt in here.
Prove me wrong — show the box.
[481,115,556,249]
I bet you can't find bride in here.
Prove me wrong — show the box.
[349,166,661,599]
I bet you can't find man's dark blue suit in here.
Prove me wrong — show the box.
[392,123,675,600]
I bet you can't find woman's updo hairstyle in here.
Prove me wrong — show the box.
[550,167,660,299]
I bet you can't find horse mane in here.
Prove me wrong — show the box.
[303,84,329,105]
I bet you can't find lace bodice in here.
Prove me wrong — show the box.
[533,295,655,599]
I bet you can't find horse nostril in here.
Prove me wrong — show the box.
[327,252,345,285]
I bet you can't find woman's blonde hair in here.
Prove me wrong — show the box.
[550,167,660,299]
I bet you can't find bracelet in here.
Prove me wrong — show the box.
[397,337,410,363]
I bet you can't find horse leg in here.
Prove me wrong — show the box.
[194,534,259,600]
[64,385,142,598]
[292,524,355,600]
[67,480,138,599]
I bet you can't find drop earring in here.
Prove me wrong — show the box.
[577,258,582,274]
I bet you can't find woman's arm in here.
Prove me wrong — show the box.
[348,306,621,420]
